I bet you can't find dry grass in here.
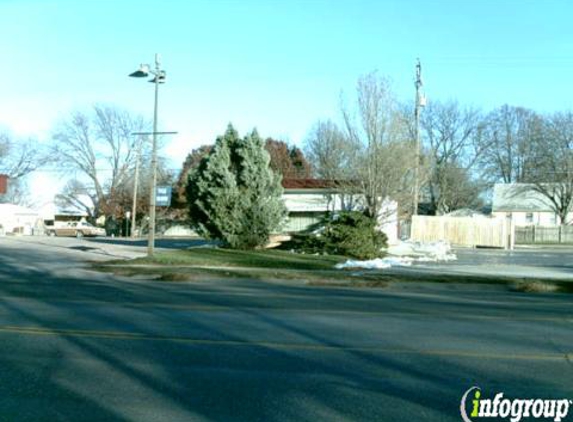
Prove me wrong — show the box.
[510,281,561,293]
[306,279,389,288]
[157,273,193,282]
[91,252,573,294]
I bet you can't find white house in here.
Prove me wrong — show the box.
[0,204,43,235]
[492,183,572,225]
[282,179,399,244]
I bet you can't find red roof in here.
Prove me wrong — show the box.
[281,178,338,189]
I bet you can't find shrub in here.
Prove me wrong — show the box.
[282,212,387,259]
[321,212,387,259]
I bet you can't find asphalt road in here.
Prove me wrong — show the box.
[390,246,573,280]
[0,236,572,421]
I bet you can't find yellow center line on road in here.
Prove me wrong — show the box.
[0,325,570,362]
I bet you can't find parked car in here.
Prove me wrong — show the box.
[47,221,106,238]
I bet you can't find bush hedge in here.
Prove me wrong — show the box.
[282,211,387,260]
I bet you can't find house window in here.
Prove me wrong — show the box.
[525,212,534,224]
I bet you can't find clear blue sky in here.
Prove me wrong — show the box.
[1,0,572,200]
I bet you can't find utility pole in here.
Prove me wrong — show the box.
[130,135,142,238]
[413,58,425,216]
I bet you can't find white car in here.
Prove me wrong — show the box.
[47,221,106,238]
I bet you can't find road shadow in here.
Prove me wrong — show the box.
[85,237,216,250]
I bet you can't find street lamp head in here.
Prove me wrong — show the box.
[149,71,166,84]
[129,64,150,78]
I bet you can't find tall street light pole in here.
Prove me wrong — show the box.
[129,53,167,257]
[149,56,160,257]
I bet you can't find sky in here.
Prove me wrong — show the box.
[1,0,572,207]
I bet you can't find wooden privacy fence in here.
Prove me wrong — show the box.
[515,225,573,244]
[411,215,512,249]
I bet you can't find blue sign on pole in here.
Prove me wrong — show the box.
[156,186,172,207]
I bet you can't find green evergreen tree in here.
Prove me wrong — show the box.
[186,124,287,249]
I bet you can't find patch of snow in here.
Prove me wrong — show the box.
[335,240,457,270]
[336,257,414,270]
[387,240,457,261]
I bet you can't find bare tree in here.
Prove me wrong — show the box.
[304,73,415,220]
[465,105,572,221]
[341,72,416,219]
[51,104,149,218]
[0,132,48,205]
[522,111,573,225]
[303,119,363,212]
[479,105,540,184]
[304,120,359,181]
[430,163,484,212]
[54,179,95,217]
[0,178,32,206]
[420,100,486,214]
[0,133,47,179]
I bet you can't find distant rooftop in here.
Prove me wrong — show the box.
[492,183,555,212]
[281,179,339,189]
[445,208,489,217]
